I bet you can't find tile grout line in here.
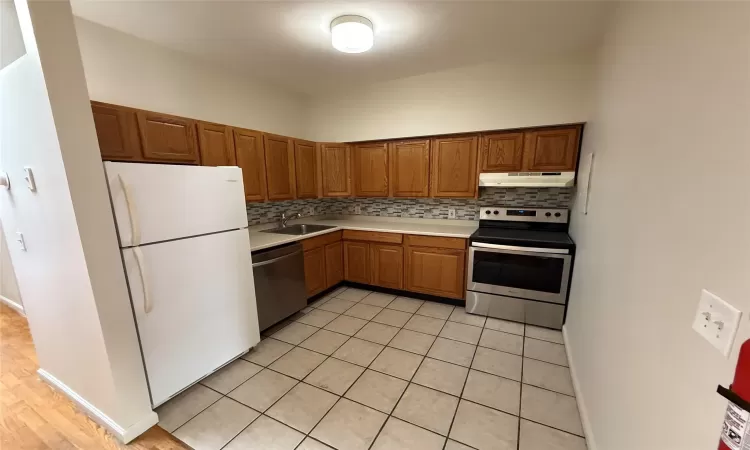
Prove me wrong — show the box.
[441,314,482,450]
[518,323,526,450]
[168,289,577,449]
[365,304,454,450]
[297,290,425,449]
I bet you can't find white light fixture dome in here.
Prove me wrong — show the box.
[331,15,373,53]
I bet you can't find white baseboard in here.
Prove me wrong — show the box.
[0,294,24,316]
[37,369,158,443]
[562,325,598,450]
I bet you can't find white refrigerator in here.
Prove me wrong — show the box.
[104,162,260,407]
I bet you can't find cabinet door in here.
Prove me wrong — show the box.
[319,143,352,197]
[389,140,430,197]
[523,126,581,172]
[294,139,318,199]
[430,136,478,198]
[479,132,524,172]
[354,143,389,197]
[324,241,344,288]
[136,110,199,163]
[344,241,369,284]
[304,247,326,297]
[370,244,403,289]
[405,246,466,300]
[91,102,142,161]
[233,128,267,202]
[197,122,236,167]
[263,133,296,200]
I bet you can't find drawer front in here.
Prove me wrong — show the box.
[342,230,403,244]
[301,230,342,251]
[405,234,466,250]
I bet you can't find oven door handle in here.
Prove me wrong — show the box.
[471,242,570,255]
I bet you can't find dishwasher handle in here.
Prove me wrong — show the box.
[252,249,303,268]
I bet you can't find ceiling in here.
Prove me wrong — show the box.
[71,1,613,96]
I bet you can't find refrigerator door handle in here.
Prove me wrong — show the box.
[133,247,153,314]
[118,174,141,246]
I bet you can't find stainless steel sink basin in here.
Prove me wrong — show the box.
[259,224,336,236]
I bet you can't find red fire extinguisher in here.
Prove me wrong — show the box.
[718,340,750,449]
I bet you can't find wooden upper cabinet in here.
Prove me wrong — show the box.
[136,110,199,164]
[197,122,236,167]
[370,244,403,289]
[324,241,344,288]
[91,102,142,161]
[523,126,581,172]
[405,246,466,300]
[430,136,478,198]
[303,247,326,297]
[479,132,524,172]
[294,139,317,199]
[344,241,369,284]
[319,143,352,197]
[233,128,267,202]
[263,133,296,201]
[353,143,389,197]
[389,140,430,197]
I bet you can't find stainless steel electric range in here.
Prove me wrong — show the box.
[466,207,576,330]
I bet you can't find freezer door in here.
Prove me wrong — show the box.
[105,162,248,247]
[123,229,259,406]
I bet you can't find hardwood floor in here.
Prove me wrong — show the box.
[0,303,187,449]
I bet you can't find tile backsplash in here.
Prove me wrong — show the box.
[246,187,574,225]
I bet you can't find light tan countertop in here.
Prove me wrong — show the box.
[248,215,478,251]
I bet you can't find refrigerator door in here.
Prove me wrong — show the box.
[105,162,248,247]
[123,229,259,407]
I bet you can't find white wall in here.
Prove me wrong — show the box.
[566,3,750,449]
[0,224,22,310]
[0,0,26,70]
[73,18,309,139]
[1,0,155,440]
[307,60,594,142]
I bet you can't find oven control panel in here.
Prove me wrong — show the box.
[479,207,569,224]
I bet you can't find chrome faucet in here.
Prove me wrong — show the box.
[280,212,301,228]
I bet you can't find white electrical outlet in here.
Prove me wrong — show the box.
[448,209,456,219]
[307,206,315,216]
[354,205,361,214]
[692,289,742,357]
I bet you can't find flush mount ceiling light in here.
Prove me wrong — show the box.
[331,15,374,53]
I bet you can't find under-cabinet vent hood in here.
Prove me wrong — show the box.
[479,172,575,188]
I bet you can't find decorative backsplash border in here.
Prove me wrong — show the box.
[246,187,574,225]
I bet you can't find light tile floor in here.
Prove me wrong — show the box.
[156,287,587,450]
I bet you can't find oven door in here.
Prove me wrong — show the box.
[467,243,572,304]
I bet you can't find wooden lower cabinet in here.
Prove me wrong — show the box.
[303,247,326,296]
[369,244,403,289]
[325,241,344,287]
[344,241,370,284]
[405,246,466,300]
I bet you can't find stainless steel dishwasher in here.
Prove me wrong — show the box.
[251,242,307,331]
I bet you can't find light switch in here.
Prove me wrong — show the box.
[692,289,742,357]
[23,167,36,191]
[448,209,457,219]
[16,232,26,251]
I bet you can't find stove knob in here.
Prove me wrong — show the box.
[493,210,499,215]
[554,212,561,217]
[545,212,552,217]
[485,210,492,215]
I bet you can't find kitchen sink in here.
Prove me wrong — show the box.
[259,224,336,236]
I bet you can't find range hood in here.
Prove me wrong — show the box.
[479,172,576,188]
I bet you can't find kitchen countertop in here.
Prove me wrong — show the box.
[248,216,478,251]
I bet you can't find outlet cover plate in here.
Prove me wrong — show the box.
[692,289,742,357]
